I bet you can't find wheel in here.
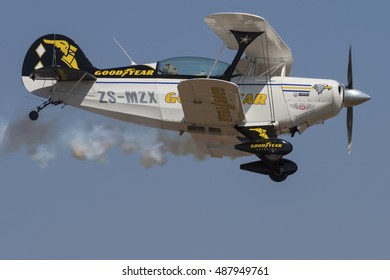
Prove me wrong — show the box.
[269,172,288,182]
[29,111,39,121]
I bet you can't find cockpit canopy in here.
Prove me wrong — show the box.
[156,56,241,77]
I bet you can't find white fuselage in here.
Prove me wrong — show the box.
[22,74,343,148]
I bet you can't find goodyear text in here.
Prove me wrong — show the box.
[165,92,267,105]
[212,86,234,122]
[95,68,155,77]
[241,93,267,105]
[251,142,283,149]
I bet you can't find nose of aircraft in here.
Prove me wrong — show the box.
[343,88,371,107]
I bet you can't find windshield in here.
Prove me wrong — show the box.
[157,56,240,77]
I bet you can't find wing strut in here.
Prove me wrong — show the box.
[223,30,264,81]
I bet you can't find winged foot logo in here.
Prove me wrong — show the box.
[34,39,79,70]
[249,128,269,139]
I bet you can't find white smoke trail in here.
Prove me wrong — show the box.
[65,121,207,167]
[0,117,61,168]
[0,115,207,168]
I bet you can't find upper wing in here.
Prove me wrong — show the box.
[178,78,245,127]
[204,13,293,76]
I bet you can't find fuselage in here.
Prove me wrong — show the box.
[22,72,344,140]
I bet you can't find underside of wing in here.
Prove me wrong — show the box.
[205,13,293,76]
[178,78,245,128]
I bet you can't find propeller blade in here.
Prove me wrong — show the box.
[347,107,353,155]
[344,46,370,155]
[347,46,353,89]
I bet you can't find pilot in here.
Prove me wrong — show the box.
[162,64,177,75]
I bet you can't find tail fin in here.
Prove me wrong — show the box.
[22,34,96,77]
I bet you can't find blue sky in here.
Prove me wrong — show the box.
[1,0,389,259]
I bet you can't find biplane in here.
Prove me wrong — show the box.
[22,13,370,182]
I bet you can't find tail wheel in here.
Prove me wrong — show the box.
[29,111,39,121]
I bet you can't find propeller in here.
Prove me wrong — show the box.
[343,46,370,154]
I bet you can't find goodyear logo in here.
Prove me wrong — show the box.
[165,92,180,103]
[235,139,293,156]
[241,93,267,105]
[250,142,282,149]
[94,68,155,77]
[165,92,267,105]
[212,86,235,122]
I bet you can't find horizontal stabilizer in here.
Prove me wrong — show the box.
[30,66,96,82]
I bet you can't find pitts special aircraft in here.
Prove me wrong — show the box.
[22,13,370,182]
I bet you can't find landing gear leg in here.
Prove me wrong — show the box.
[28,99,62,121]
[260,155,289,182]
